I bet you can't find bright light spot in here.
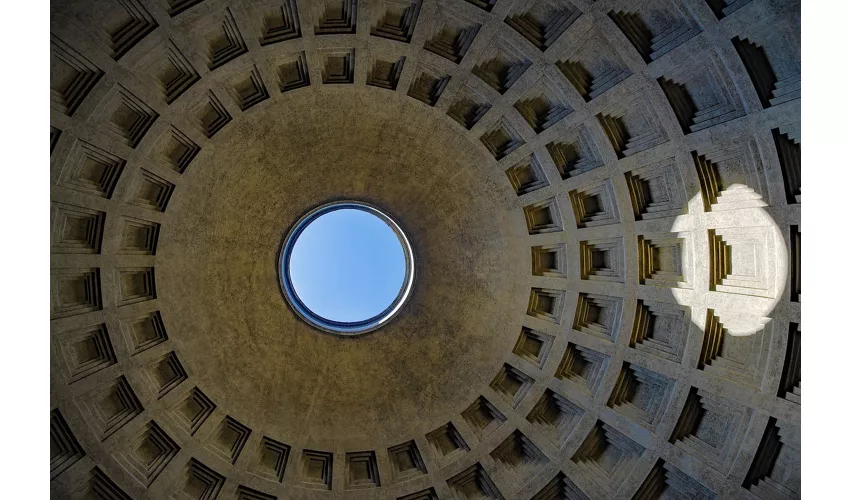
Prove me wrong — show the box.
[671,192,788,337]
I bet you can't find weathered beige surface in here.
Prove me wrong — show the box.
[158,91,526,447]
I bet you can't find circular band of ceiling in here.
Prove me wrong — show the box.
[278,200,415,336]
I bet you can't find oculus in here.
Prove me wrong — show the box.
[279,201,414,335]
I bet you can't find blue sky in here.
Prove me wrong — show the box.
[289,208,406,322]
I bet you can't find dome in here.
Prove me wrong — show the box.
[48,0,801,498]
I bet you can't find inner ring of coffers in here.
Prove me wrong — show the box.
[278,200,415,336]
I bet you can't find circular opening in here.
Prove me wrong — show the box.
[279,201,415,335]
